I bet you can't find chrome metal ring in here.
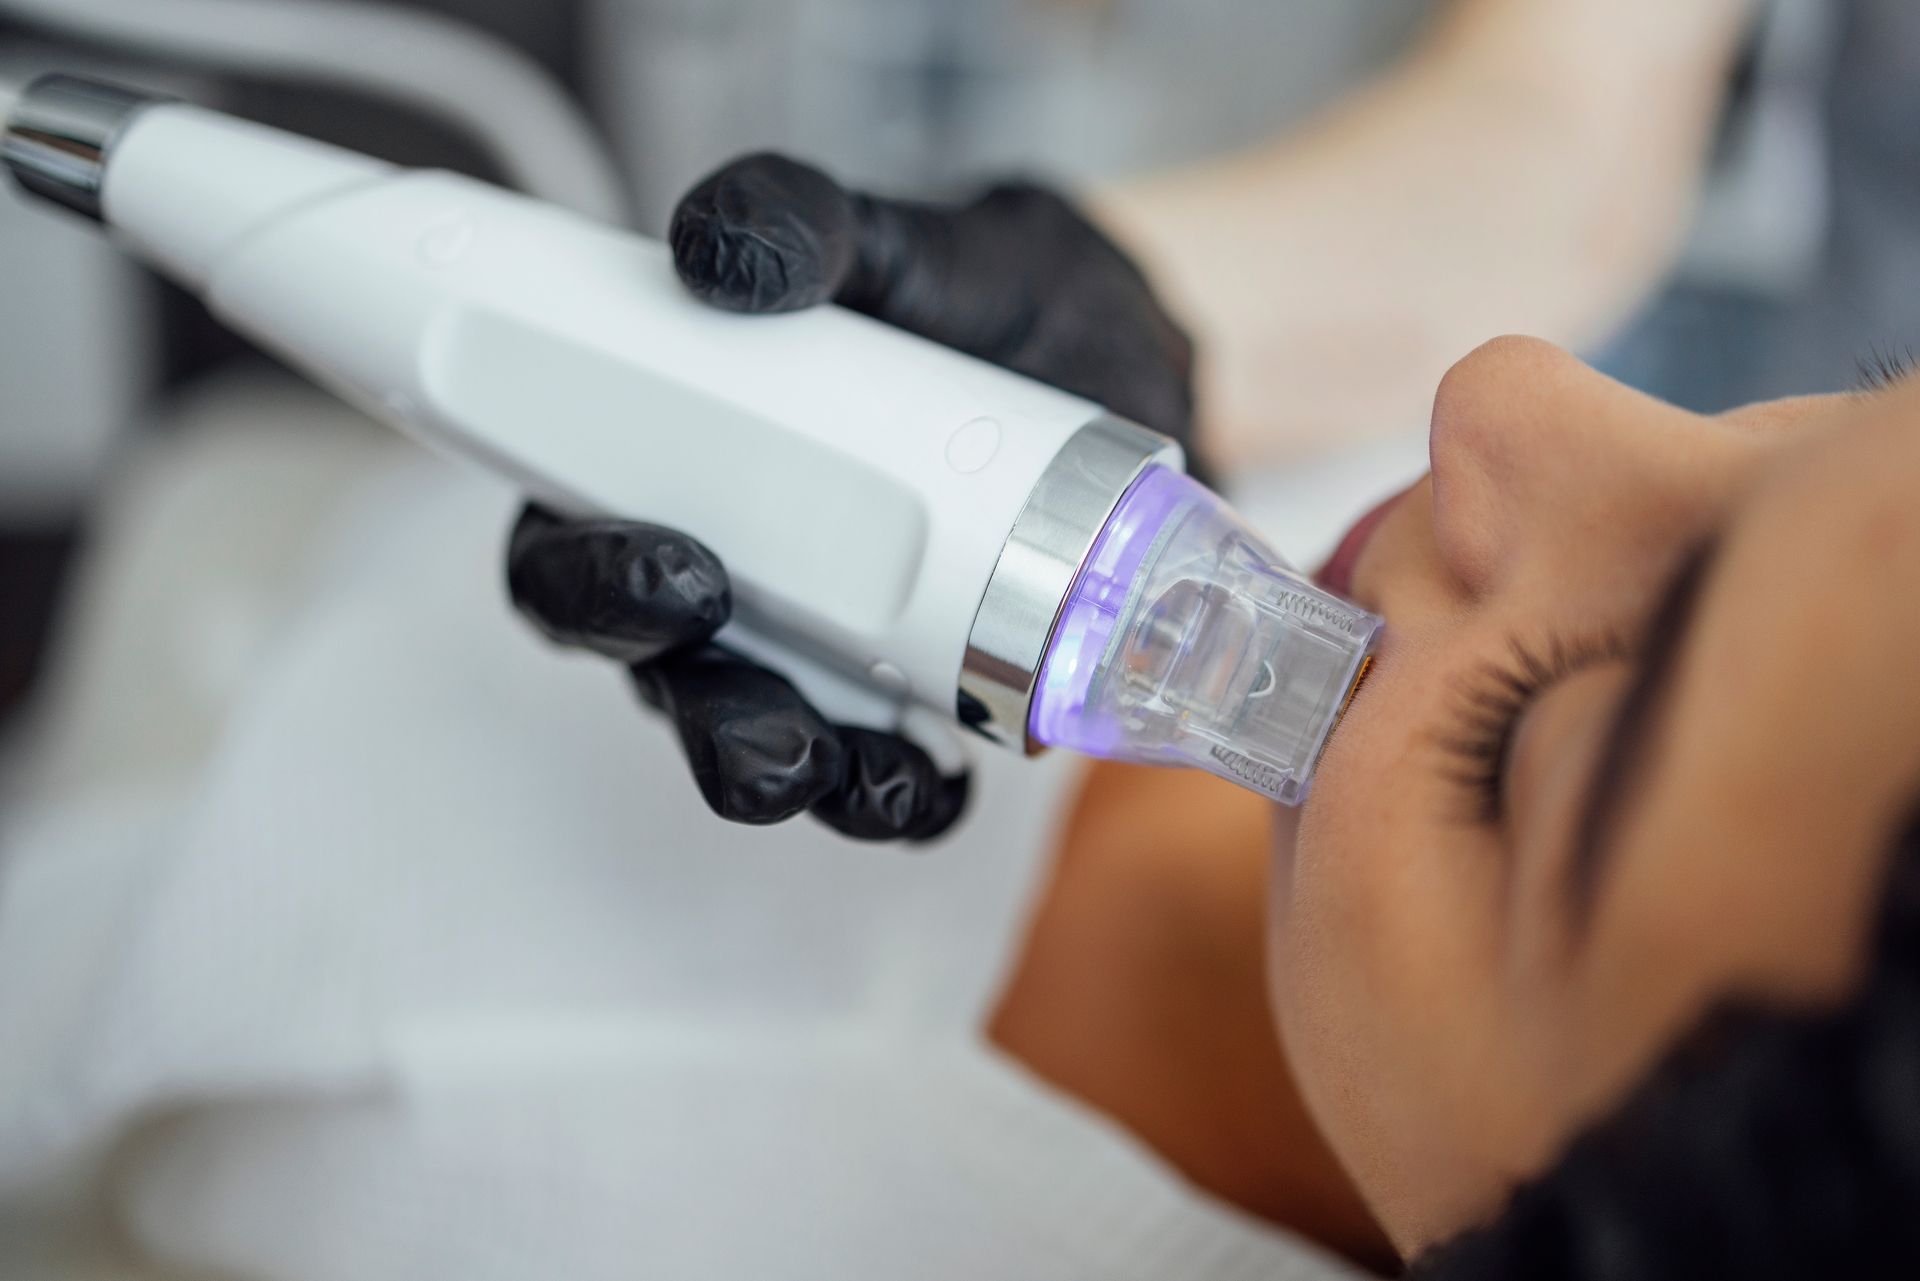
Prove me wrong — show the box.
[2,74,168,222]
[957,415,1180,751]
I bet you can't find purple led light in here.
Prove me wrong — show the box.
[1029,465,1200,753]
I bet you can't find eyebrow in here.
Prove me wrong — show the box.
[1569,540,1721,920]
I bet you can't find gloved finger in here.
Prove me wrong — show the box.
[669,156,1057,360]
[508,505,731,664]
[633,646,847,825]
[808,727,971,844]
[669,153,859,314]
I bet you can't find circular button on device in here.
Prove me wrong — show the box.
[945,416,1003,474]
[418,217,477,268]
[866,660,911,698]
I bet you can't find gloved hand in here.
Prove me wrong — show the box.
[507,153,1201,842]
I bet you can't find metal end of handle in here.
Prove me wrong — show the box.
[2,74,169,222]
[957,415,1182,752]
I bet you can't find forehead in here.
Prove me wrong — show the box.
[1589,384,1920,1003]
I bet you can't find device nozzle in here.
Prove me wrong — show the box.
[1030,467,1382,805]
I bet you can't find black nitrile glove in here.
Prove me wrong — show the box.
[507,153,1200,842]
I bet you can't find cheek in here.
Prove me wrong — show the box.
[1266,666,1525,1245]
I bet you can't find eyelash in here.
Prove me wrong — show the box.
[1436,634,1627,825]
[1855,343,1916,393]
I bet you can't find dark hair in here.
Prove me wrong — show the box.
[1413,813,1920,1278]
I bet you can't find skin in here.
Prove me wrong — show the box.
[1098,0,1752,464]
[994,339,1920,1266]
[990,762,1397,1268]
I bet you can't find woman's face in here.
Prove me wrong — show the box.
[1271,337,1920,1253]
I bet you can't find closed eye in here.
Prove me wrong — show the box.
[1435,633,1629,826]
[1854,344,1917,394]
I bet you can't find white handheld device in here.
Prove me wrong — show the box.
[4,75,1380,803]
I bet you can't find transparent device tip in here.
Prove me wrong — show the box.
[1030,467,1382,805]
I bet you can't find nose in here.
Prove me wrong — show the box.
[1347,335,1747,623]
[1421,336,1596,595]
[1417,336,1729,601]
